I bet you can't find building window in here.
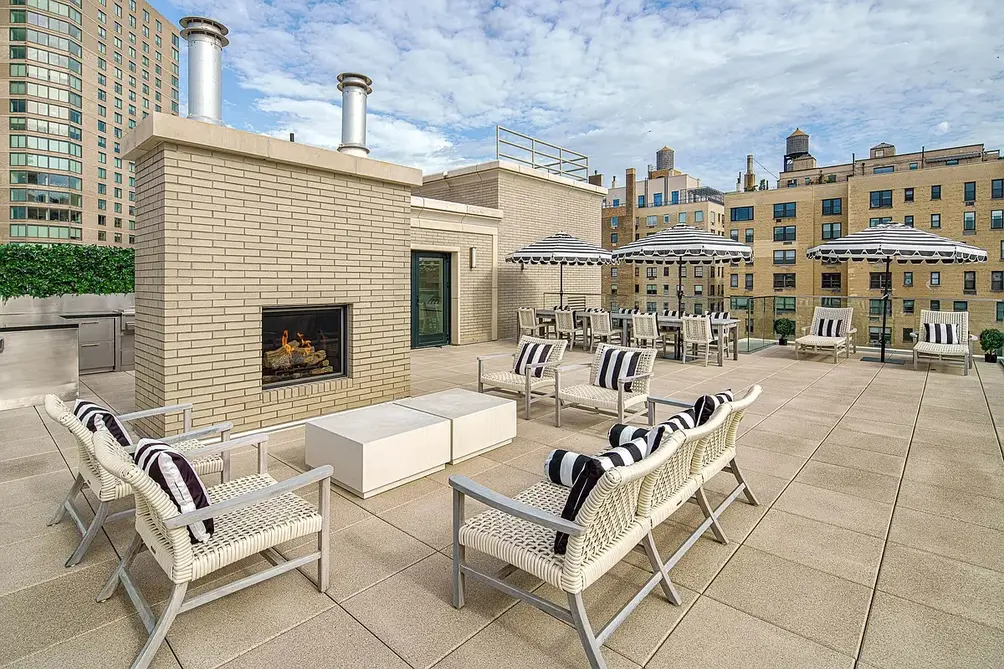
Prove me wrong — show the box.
[653,193,663,206]
[695,210,704,223]
[821,198,842,215]
[909,162,918,170]
[931,213,941,228]
[822,222,841,239]
[663,215,670,224]
[610,267,618,279]
[1001,240,1004,260]
[869,299,891,317]
[773,225,796,241]
[992,211,1003,229]
[868,217,892,227]
[953,301,968,312]
[998,302,1004,322]
[992,272,1003,292]
[745,274,754,290]
[730,274,739,288]
[730,229,739,241]
[745,228,754,243]
[612,199,619,207]
[869,273,890,290]
[873,166,894,174]
[775,297,796,312]
[821,297,843,308]
[646,267,657,279]
[678,212,686,224]
[930,300,940,311]
[904,272,913,287]
[931,184,941,200]
[930,271,941,287]
[964,181,976,201]
[646,215,657,227]
[730,206,754,222]
[647,284,657,295]
[993,179,1004,199]
[610,233,617,244]
[821,273,841,289]
[681,266,687,277]
[869,190,893,208]
[610,216,618,228]
[694,285,704,295]
[773,273,796,289]
[903,215,914,227]
[694,266,704,278]
[904,188,914,202]
[903,299,914,315]
[638,195,645,208]
[773,250,796,265]
[869,327,891,344]
[964,211,976,233]
[964,271,976,294]
[773,202,796,218]
[98,230,106,241]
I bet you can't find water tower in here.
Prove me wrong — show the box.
[783,128,816,172]
[656,146,675,171]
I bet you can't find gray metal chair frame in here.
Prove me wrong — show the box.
[45,395,233,567]
[90,428,333,669]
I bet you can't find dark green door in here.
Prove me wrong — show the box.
[411,251,451,347]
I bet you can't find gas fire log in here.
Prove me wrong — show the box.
[264,345,327,371]
[263,364,334,385]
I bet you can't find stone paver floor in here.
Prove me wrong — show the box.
[1,343,1002,668]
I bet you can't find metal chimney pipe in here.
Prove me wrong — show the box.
[337,73,372,157]
[179,17,229,125]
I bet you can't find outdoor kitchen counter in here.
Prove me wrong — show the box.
[0,314,81,331]
[0,315,79,410]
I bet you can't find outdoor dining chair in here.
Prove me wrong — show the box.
[630,313,668,356]
[681,315,713,366]
[517,307,550,338]
[555,308,587,350]
[586,310,621,351]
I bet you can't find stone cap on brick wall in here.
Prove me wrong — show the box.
[123,113,424,187]
[411,196,503,223]
[421,160,607,196]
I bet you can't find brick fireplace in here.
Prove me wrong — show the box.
[124,114,423,435]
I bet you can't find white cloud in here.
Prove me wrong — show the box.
[170,0,1003,189]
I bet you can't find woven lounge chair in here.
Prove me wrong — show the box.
[794,307,856,364]
[911,309,975,375]
[448,428,689,669]
[44,395,232,567]
[90,428,333,669]
[554,343,657,426]
[478,336,568,419]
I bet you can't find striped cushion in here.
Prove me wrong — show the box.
[693,390,734,425]
[544,432,657,487]
[593,347,641,392]
[816,318,843,337]
[553,435,648,554]
[513,341,553,378]
[708,312,731,320]
[606,423,666,452]
[73,399,132,448]
[662,408,698,432]
[134,439,214,543]
[662,309,680,317]
[924,322,958,344]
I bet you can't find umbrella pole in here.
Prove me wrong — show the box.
[881,257,891,363]
[559,264,564,308]
[676,262,684,360]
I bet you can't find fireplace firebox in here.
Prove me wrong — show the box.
[262,306,347,388]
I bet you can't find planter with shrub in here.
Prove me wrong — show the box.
[979,328,1004,363]
[774,318,796,346]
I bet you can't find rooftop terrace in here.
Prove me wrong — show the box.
[1,344,1002,668]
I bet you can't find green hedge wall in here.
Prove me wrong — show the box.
[0,244,134,301]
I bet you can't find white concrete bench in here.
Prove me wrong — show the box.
[396,388,516,464]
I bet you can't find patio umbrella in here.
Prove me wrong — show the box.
[506,232,615,307]
[806,223,987,363]
[612,223,754,316]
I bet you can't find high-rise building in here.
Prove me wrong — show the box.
[725,129,1004,347]
[598,150,728,313]
[2,0,181,246]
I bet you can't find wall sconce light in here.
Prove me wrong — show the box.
[470,247,477,269]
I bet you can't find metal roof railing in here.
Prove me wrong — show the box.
[496,126,589,182]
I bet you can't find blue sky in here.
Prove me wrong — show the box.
[162,0,1004,191]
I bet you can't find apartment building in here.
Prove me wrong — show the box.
[2,0,180,246]
[599,147,728,313]
[725,129,1004,347]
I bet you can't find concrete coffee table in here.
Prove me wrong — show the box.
[396,388,516,463]
[305,403,451,498]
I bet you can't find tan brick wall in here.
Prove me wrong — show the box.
[132,137,415,435]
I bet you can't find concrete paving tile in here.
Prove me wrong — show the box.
[0,450,68,484]
[469,463,543,498]
[427,455,502,486]
[774,482,892,538]
[649,596,854,669]
[0,525,118,597]
[859,592,1004,669]
[481,436,553,463]
[624,520,739,593]
[907,439,1004,476]
[741,427,821,458]
[705,546,872,656]
[338,476,446,516]
[217,606,409,669]
[903,457,1004,500]
[887,507,1004,573]
[795,460,899,504]
[745,509,884,586]
[811,442,905,478]
[735,445,806,480]
[896,478,1004,532]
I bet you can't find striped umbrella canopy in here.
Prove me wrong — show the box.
[806,223,987,364]
[506,232,615,307]
[612,223,754,264]
[805,224,988,263]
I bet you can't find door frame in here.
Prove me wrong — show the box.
[411,250,453,348]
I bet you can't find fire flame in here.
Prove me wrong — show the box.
[297,332,313,354]
[279,330,314,355]
[281,330,293,354]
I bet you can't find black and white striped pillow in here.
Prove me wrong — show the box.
[593,347,641,391]
[662,408,698,432]
[513,341,554,378]
[924,322,958,344]
[693,390,734,425]
[73,399,132,448]
[816,318,843,337]
[134,439,214,543]
[544,434,654,487]
[606,423,666,452]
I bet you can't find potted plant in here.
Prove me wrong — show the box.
[774,318,796,346]
[979,328,1004,363]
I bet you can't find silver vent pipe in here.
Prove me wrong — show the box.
[337,73,372,157]
[179,17,229,125]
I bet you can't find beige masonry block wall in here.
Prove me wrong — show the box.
[416,161,605,339]
[410,197,501,344]
[124,114,422,435]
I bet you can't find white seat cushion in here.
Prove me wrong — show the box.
[914,341,969,356]
[481,370,554,393]
[557,384,647,411]
[794,335,846,348]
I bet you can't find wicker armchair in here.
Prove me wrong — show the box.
[681,315,713,366]
[478,336,568,419]
[555,309,587,350]
[630,313,667,355]
[554,343,656,426]
[448,428,689,669]
[90,428,333,669]
[587,311,621,350]
[911,309,975,375]
[44,394,233,567]
[794,307,856,363]
[517,307,550,337]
